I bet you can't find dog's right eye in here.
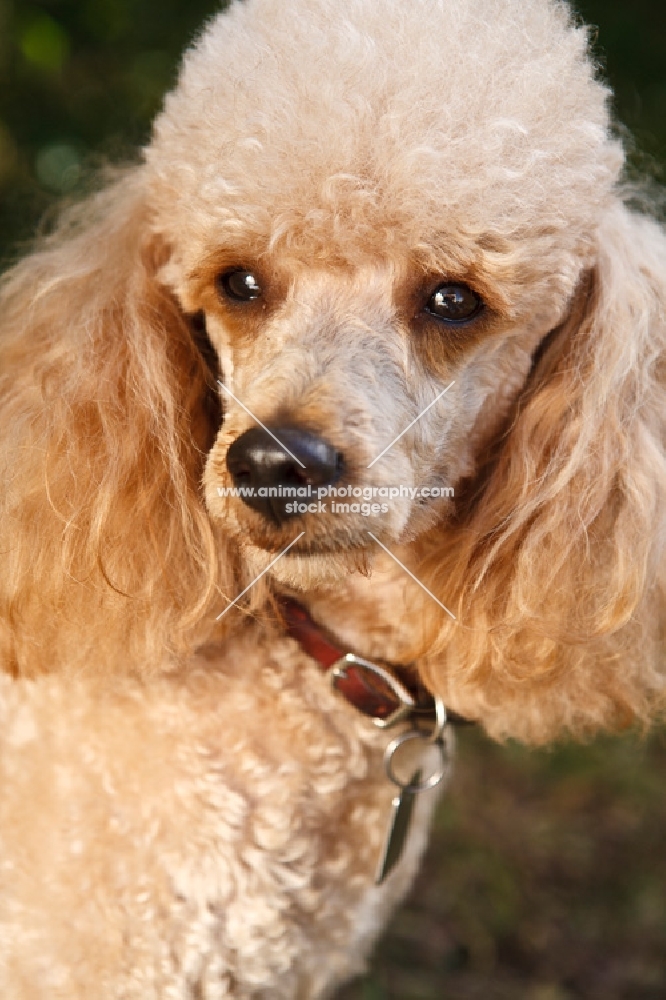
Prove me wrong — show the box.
[217,269,262,302]
[425,282,483,324]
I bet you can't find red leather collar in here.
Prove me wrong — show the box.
[278,598,439,727]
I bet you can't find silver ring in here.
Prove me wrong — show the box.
[428,696,448,743]
[383,730,449,793]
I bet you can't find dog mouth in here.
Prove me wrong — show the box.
[217,423,445,557]
[286,533,370,557]
[234,516,374,557]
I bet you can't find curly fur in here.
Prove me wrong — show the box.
[0,0,665,995]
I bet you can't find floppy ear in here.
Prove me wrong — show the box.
[417,200,666,743]
[0,171,226,677]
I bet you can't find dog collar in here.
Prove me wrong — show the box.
[278,597,470,729]
[278,597,470,885]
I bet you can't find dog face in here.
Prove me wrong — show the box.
[190,248,566,589]
[146,0,621,591]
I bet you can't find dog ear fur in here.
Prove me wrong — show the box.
[417,201,666,742]
[0,171,226,676]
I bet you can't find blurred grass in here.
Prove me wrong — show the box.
[0,0,224,257]
[1,1,665,997]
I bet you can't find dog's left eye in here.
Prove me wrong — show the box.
[217,269,262,302]
[425,283,483,324]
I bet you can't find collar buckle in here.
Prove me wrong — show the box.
[330,652,418,728]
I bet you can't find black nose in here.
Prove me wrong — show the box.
[226,426,344,523]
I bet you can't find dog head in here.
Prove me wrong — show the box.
[147,0,624,592]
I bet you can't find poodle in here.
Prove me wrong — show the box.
[0,0,665,995]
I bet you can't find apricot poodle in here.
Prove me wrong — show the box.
[0,0,665,996]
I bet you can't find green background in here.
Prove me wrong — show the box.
[1,1,665,997]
